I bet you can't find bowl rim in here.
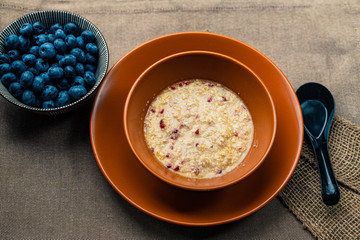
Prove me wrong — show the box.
[123,49,277,191]
[0,10,109,114]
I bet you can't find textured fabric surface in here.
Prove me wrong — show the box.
[279,116,360,239]
[1,0,359,239]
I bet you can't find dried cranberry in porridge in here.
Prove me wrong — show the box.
[144,79,254,179]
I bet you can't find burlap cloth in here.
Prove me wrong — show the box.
[279,115,360,239]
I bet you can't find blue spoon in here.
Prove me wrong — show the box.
[296,82,340,205]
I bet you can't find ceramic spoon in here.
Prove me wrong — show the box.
[296,82,340,205]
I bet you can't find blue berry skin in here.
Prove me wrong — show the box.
[85,64,96,73]
[55,54,65,62]
[50,23,63,34]
[55,29,66,39]
[32,75,45,93]
[70,48,86,63]
[59,54,76,67]
[76,36,85,49]
[81,30,95,42]
[51,63,60,68]
[8,82,23,99]
[83,71,96,88]
[65,34,77,49]
[41,85,58,100]
[40,72,51,85]
[0,63,12,76]
[48,66,64,80]
[39,42,56,60]
[64,22,79,35]
[42,100,55,109]
[53,39,67,54]
[22,90,37,106]
[19,23,33,36]
[55,78,70,90]
[75,63,85,75]
[8,49,21,61]
[64,65,76,80]
[33,22,46,34]
[34,34,48,46]
[22,54,37,66]
[28,46,39,57]
[69,85,87,100]
[55,90,71,107]
[4,34,19,49]
[19,71,34,88]
[27,67,39,76]
[86,53,97,64]
[0,54,11,64]
[1,72,17,87]
[35,58,49,73]
[86,43,98,55]
[47,34,56,43]
[12,60,27,75]
[72,76,85,87]
[18,36,31,52]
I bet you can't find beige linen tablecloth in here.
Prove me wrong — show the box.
[1,1,359,239]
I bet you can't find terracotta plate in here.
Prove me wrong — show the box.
[90,32,303,226]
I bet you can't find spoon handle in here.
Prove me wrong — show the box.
[311,138,340,205]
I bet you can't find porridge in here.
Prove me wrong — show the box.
[144,79,254,179]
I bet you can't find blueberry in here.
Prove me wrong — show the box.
[83,71,96,88]
[55,29,66,39]
[59,54,76,66]
[19,23,33,36]
[70,48,86,63]
[55,54,65,62]
[48,66,64,80]
[0,54,11,64]
[85,64,96,73]
[0,63,12,76]
[64,22,79,35]
[8,82,23,99]
[53,39,67,54]
[55,78,70,90]
[34,34,48,46]
[12,60,27,75]
[43,100,55,109]
[75,63,85,75]
[51,63,60,69]
[40,72,51,85]
[50,23,63,34]
[22,54,37,66]
[47,34,56,43]
[8,49,21,61]
[28,46,39,57]
[85,43,98,55]
[4,34,19,49]
[68,85,87,100]
[1,72,17,86]
[55,90,71,107]
[65,34,77,48]
[20,71,34,88]
[17,35,31,52]
[64,65,76,80]
[85,53,97,64]
[35,58,49,73]
[41,85,58,100]
[76,36,85,49]
[39,43,56,60]
[33,22,46,34]
[22,90,37,106]
[27,67,39,76]
[32,75,45,93]
[81,30,95,42]
[72,76,85,87]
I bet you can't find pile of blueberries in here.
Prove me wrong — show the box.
[0,21,99,109]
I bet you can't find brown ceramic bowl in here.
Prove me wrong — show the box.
[124,50,276,191]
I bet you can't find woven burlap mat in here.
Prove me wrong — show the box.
[279,115,360,239]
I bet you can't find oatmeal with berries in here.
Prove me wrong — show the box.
[144,79,254,179]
